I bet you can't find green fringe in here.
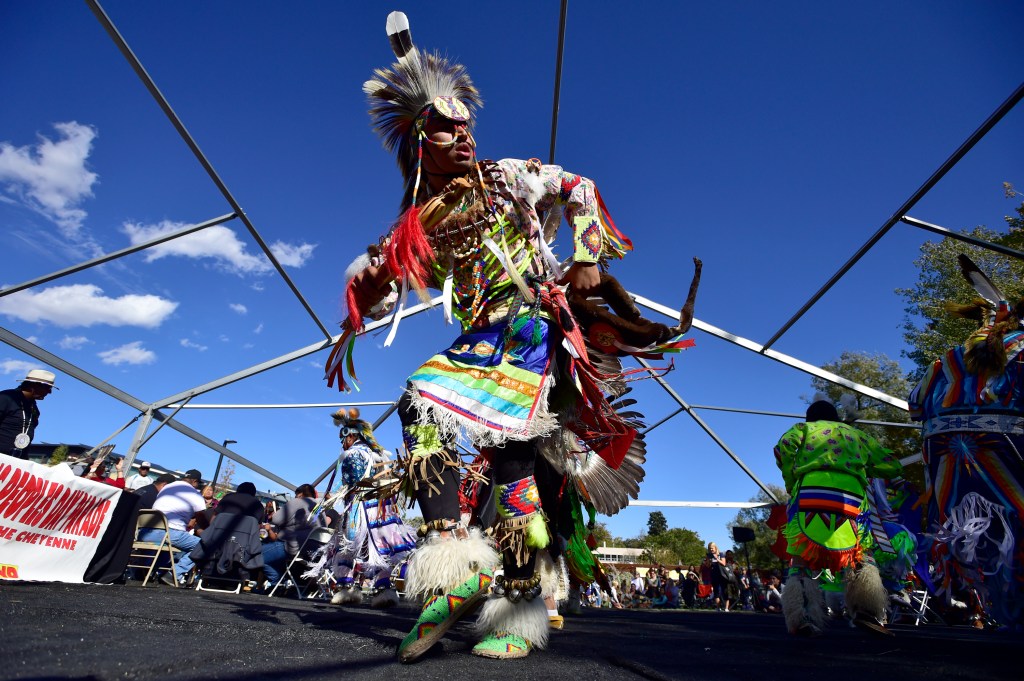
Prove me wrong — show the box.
[564,485,598,584]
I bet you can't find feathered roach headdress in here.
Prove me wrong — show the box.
[331,407,383,453]
[363,11,482,210]
[944,254,1024,378]
[805,392,860,424]
[327,13,484,392]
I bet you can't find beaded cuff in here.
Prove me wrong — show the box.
[494,477,546,566]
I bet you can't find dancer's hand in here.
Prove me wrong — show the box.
[559,261,600,298]
[350,265,394,311]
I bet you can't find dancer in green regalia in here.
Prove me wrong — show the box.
[774,398,902,636]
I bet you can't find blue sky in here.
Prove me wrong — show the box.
[1,1,1022,551]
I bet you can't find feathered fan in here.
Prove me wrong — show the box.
[568,370,648,516]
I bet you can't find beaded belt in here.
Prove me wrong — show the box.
[921,413,1024,437]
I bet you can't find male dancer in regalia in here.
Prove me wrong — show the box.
[328,11,673,661]
[909,255,1024,630]
[774,399,902,636]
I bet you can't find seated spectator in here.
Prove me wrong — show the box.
[663,577,680,608]
[85,458,126,488]
[125,461,152,491]
[648,568,663,592]
[764,575,783,613]
[682,565,699,608]
[608,580,624,609]
[631,571,645,594]
[70,457,92,477]
[625,583,648,608]
[135,473,177,510]
[625,583,638,608]
[750,570,772,612]
[202,484,218,509]
[192,504,215,537]
[216,482,264,520]
[190,502,264,587]
[138,468,206,586]
[261,483,325,589]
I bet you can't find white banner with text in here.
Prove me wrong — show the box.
[0,454,121,583]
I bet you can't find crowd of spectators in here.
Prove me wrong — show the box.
[69,455,332,595]
[582,558,787,616]
[59,452,791,608]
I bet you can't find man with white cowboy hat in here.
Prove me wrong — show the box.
[0,369,57,460]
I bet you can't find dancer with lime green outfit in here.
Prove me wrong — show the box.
[774,399,901,636]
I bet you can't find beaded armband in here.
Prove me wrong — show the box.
[573,216,603,263]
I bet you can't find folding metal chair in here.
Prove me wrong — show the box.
[267,526,335,598]
[195,574,243,594]
[127,510,183,587]
[889,589,945,626]
[192,513,262,594]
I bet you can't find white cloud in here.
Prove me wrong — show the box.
[250,281,265,292]
[229,303,247,315]
[121,221,316,275]
[242,342,254,349]
[180,338,207,352]
[0,122,99,236]
[219,334,230,342]
[270,241,316,267]
[253,323,264,334]
[0,359,41,375]
[58,335,90,350]
[99,341,156,366]
[0,284,178,329]
[26,336,39,344]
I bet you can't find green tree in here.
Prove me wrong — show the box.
[614,535,646,549]
[589,521,613,547]
[647,510,667,537]
[48,444,69,466]
[808,350,917,460]
[644,527,705,566]
[727,485,790,570]
[897,197,1024,381]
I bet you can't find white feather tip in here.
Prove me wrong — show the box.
[385,12,416,62]
[385,11,409,35]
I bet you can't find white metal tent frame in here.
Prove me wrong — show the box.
[2,1,1022,508]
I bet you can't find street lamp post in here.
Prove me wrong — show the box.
[212,439,237,491]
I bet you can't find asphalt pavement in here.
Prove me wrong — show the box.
[1,581,1016,681]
